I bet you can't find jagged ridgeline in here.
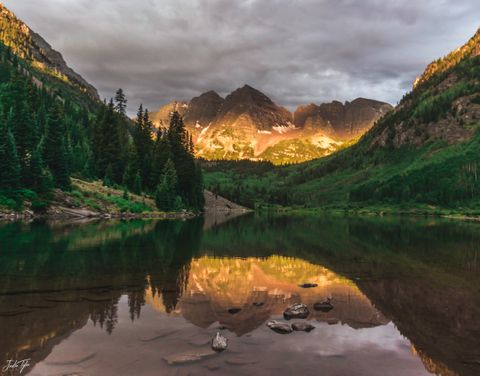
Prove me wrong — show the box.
[0,3,203,213]
[152,86,392,165]
[204,28,480,210]
[0,3,99,108]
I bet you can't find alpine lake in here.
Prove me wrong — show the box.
[0,213,479,376]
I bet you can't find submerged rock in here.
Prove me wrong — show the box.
[314,301,334,312]
[283,303,309,320]
[164,348,217,365]
[228,308,242,314]
[292,322,315,332]
[253,302,265,307]
[211,332,228,352]
[266,320,293,334]
[299,283,318,288]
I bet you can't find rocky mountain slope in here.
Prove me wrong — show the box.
[0,3,99,101]
[152,85,391,164]
[414,28,480,87]
[204,27,480,210]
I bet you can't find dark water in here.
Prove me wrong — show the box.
[0,214,479,376]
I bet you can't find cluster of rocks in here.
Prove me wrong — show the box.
[266,303,316,334]
[266,290,335,335]
[0,210,35,221]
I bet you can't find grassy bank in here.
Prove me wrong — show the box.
[0,178,196,220]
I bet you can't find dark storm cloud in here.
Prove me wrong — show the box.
[3,0,479,114]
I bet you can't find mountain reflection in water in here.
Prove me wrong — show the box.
[0,215,479,376]
[150,256,389,335]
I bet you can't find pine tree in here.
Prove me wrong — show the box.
[150,130,171,190]
[155,159,178,211]
[43,102,70,190]
[0,119,20,190]
[92,99,128,182]
[103,164,114,187]
[166,112,202,210]
[30,147,52,195]
[123,143,139,191]
[132,104,153,191]
[114,88,127,116]
[133,172,142,195]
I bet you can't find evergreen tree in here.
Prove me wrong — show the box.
[155,159,178,211]
[103,164,114,187]
[167,111,203,210]
[0,119,20,190]
[114,88,127,116]
[30,147,52,195]
[132,104,153,191]
[133,172,142,195]
[149,130,171,190]
[123,143,139,191]
[91,99,128,182]
[43,102,70,190]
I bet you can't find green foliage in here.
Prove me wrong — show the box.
[43,102,71,190]
[0,40,204,213]
[0,117,20,189]
[91,99,128,183]
[155,159,179,211]
[30,199,49,213]
[103,164,114,187]
[412,82,478,123]
[0,193,16,209]
[133,172,142,195]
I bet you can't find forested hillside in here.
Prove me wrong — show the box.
[0,41,203,213]
[204,29,480,213]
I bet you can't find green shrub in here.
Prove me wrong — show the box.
[31,200,49,214]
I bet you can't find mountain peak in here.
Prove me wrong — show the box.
[198,90,223,100]
[227,85,275,107]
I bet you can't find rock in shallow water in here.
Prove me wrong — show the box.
[228,308,242,314]
[299,283,318,288]
[266,320,293,334]
[164,348,217,365]
[283,303,309,320]
[211,332,228,352]
[314,301,334,312]
[292,322,315,332]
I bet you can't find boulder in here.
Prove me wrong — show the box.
[211,332,228,352]
[314,301,334,312]
[266,320,293,334]
[292,322,315,332]
[283,303,309,320]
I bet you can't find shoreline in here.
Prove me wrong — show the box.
[255,206,480,222]
[0,208,198,222]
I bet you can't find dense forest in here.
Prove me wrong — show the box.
[0,42,203,213]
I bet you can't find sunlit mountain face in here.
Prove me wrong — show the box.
[150,86,392,164]
[0,216,479,376]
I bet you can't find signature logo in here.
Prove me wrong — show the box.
[2,359,31,374]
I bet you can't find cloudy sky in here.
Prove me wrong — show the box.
[4,0,479,115]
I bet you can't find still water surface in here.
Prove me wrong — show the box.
[0,214,479,375]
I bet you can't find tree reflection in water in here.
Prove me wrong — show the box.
[0,215,478,376]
